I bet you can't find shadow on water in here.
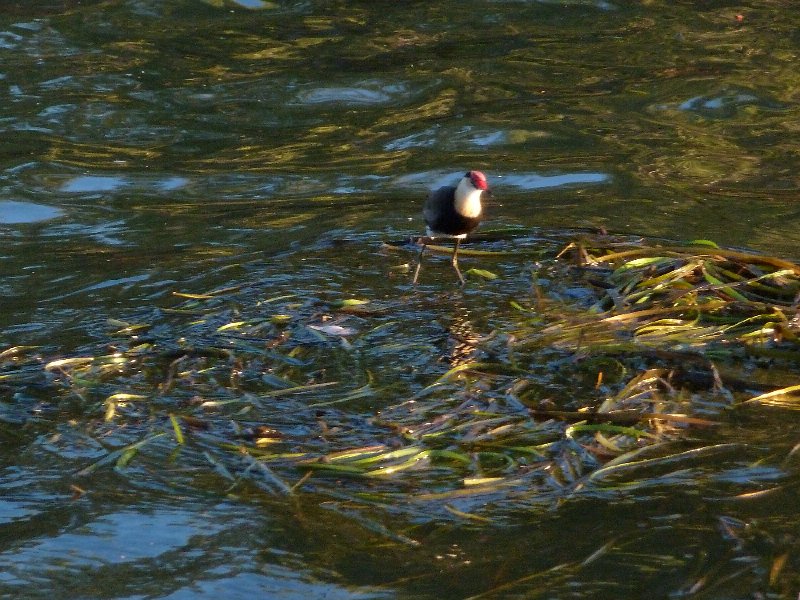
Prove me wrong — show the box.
[2,0,800,597]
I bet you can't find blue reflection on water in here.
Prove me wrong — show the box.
[0,507,392,599]
[158,176,190,191]
[679,93,760,112]
[0,200,64,224]
[0,509,214,585]
[499,172,609,189]
[394,170,609,191]
[60,176,127,193]
[48,274,151,300]
[298,86,396,106]
[158,567,392,600]
[230,0,274,8]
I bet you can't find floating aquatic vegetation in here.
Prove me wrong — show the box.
[3,234,800,526]
[282,237,800,510]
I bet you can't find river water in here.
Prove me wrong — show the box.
[2,1,800,598]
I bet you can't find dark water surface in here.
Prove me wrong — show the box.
[3,1,800,598]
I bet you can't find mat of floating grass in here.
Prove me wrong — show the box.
[280,238,800,497]
[529,238,800,355]
[6,235,800,521]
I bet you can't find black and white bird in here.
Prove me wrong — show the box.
[412,170,490,286]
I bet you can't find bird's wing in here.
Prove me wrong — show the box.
[422,186,454,228]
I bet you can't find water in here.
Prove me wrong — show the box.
[2,1,800,597]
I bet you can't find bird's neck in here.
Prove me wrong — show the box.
[454,179,483,218]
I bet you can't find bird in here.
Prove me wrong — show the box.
[412,170,490,286]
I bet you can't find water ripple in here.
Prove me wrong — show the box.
[651,88,786,119]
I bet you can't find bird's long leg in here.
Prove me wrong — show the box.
[452,238,465,286]
[412,238,426,285]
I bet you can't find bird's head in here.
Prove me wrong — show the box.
[465,170,489,191]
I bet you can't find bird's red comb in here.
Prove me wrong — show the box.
[469,171,488,190]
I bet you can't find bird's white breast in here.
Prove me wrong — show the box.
[454,178,483,218]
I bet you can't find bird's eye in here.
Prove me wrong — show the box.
[464,172,471,178]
